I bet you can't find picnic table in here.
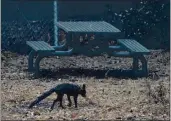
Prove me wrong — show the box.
[26,21,150,77]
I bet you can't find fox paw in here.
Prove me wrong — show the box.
[60,106,65,109]
[67,103,72,107]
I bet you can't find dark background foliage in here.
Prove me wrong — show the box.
[1,0,170,54]
[104,0,170,50]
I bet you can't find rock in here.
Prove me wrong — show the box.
[116,117,122,120]
[34,111,40,116]
[127,116,136,120]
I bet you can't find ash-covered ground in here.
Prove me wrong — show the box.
[1,50,170,120]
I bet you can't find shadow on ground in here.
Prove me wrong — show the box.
[30,68,147,79]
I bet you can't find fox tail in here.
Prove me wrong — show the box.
[28,87,56,109]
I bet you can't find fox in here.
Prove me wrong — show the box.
[28,83,86,110]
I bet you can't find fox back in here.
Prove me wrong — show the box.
[55,83,86,97]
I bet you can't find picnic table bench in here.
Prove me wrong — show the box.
[26,21,150,77]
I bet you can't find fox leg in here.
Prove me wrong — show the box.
[73,95,78,108]
[67,94,72,107]
[58,94,65,109]
[50,96,59,110]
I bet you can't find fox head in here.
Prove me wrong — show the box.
[80,84,86,97]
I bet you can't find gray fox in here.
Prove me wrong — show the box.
[28,83,86,110]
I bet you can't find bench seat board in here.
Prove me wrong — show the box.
[26,41,55,52]
[117,39,150,55]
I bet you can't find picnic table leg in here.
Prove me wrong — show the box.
[139,55,148,77]
[34,55,44,78]
[133,56,139,76]
[28,50,36,72]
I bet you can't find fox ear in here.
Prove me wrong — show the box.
[82,84,86,90]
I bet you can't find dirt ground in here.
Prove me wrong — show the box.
[1,50,170,120]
